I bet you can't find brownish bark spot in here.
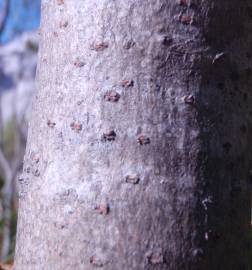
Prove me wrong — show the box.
[31,155,40,164]
[180,15,193,24]
[147,252,164,265]
[47,120,56,128]
[70,122,83,132]
[125,175,140,184]
[92,42,109,51]
[94,204,110,216]
[90,256,104,267]
[104,91,121,102]
[184,95,195,105]
[162,36,173,46]
[59,21,68,28]
[123,39,135,50]
[178,0,188,6]
[103,130,116,141]
[121,80,134,88]
[33,169,40,177]
[77,100,84,106]
[74,58,85,67]
[138,135,150,145]
[25,167,31,174]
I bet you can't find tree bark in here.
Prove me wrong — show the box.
[14,0,252,269]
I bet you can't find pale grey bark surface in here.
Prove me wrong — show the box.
[14,0,252,269]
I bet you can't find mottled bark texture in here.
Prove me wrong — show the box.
[14,0,252,269]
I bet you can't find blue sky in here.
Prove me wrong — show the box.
[0,0,41,43]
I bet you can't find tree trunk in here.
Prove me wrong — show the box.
[14,0,252,269]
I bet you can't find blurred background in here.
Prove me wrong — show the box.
[0,0,40,263]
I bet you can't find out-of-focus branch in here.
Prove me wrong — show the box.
[0,149,11,181]
[0,93,12,260]
[12,92,25,179]
[0,94,4,150]
[0,147,12,261]
[0,0,10,36]
[0,89,26,261]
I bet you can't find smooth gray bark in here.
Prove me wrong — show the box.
[14,0,252,269]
